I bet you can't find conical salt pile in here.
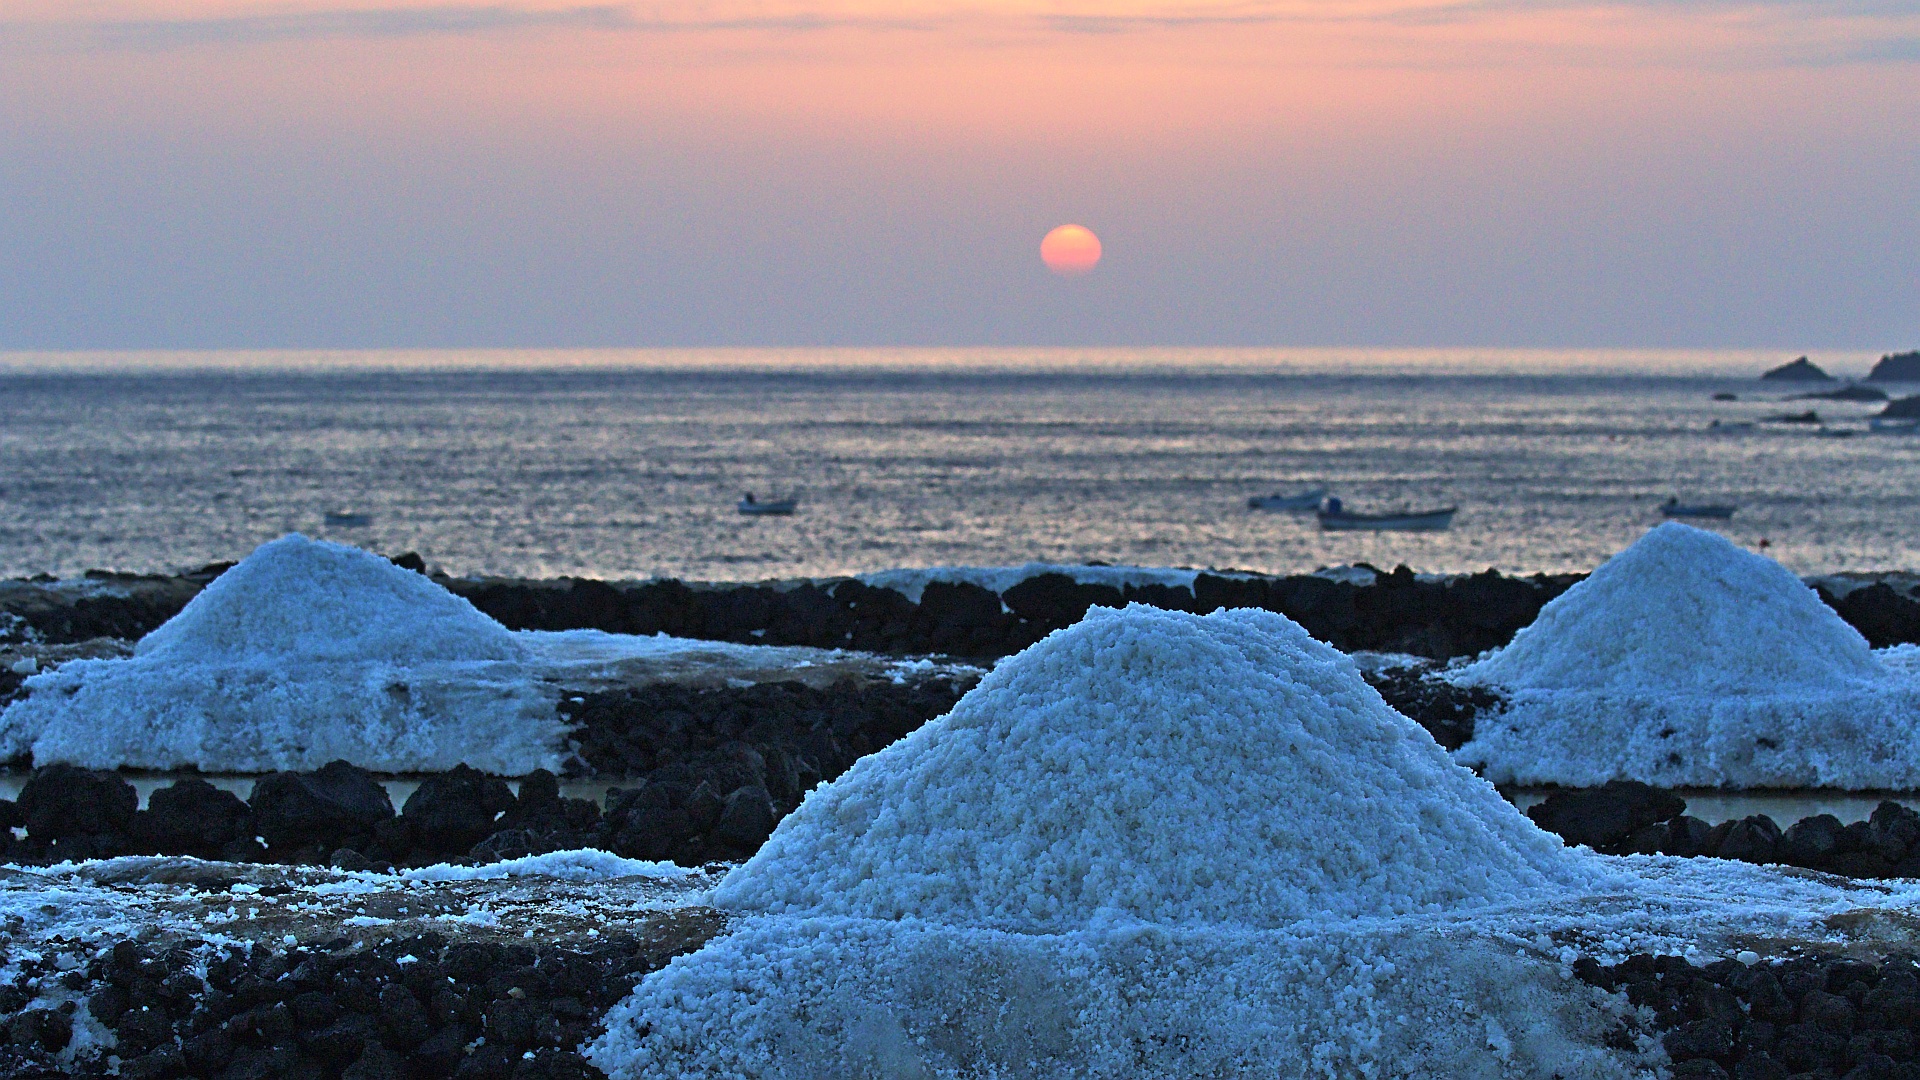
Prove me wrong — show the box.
[589,607,1636,1080]
[137,533,526,666]
[1453,522,1920,787]
[714,603,1596,930]
[0,535,563,774]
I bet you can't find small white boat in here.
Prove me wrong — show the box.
[1247,488,1328,512]
[737,494,797,516]
[1316,499,1455,532]
[1659,498,1736,520]
[323,510,373,528]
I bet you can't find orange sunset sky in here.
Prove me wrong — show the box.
[1,0,1917,348]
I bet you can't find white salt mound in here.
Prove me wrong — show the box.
[1453,521,1920,788]
[0,535,564,774]
[593,915,1646,1080]
[714,604,1597,930]
[590,606,1635,1080]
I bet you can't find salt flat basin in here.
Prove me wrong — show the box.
[1506,787,1919,826]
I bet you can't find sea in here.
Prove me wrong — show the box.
[2,346,1914,582]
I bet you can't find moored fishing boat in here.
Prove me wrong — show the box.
[1247,488,1328,512]
[1316,498,1455,531]
[1659,498,1736,520]
[737,493,798,516]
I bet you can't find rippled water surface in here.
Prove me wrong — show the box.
[2,349,1915,580]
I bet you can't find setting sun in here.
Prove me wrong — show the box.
[1041,224,1102,277]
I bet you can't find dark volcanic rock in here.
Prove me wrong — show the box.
[1360,664,1502,750]
[1526,781,1685,853]
[473,769,604,861]
[398,765,515,860]
[139,778,254,857]
[1867,350,1920,383]
[10,556,1919,666]
[566,674,967,863]
[1761,356,1833,381]
[1817,583,1920,648]
[1880,395,1920,420]
[1576,953,1920,1080]
[17,764,137,859]
[1782,813,1844,867]
[0,922,727,1080]
[1000,573,1123,628]
[1794,383,1888,402]
[1713,815,1782,863]
[387,552,427,574]
[566,676,965,790]
[1522,793,1920,876]
[250,761,395,855]
[1193,573,1271,613]
[916,581,1006,631]
[713,784,778,851]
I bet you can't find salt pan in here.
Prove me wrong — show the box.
[1452,522,1920,788]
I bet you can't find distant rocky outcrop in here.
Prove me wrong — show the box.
[1880,395,1920,420]
[1867,350,1920,382]
[1794,384,1887,402]
[1760,356,1833,381]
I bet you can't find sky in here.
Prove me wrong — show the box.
[1,0,1917,349]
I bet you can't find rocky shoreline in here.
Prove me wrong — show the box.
[10,560,1916,665]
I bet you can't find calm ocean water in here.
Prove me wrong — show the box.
[1,348,1913,581]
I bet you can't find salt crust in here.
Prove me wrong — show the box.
[0,535,564,774]
[590,606,1662,1079]
[1452,522,1920,788]
[400,849,692,883]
